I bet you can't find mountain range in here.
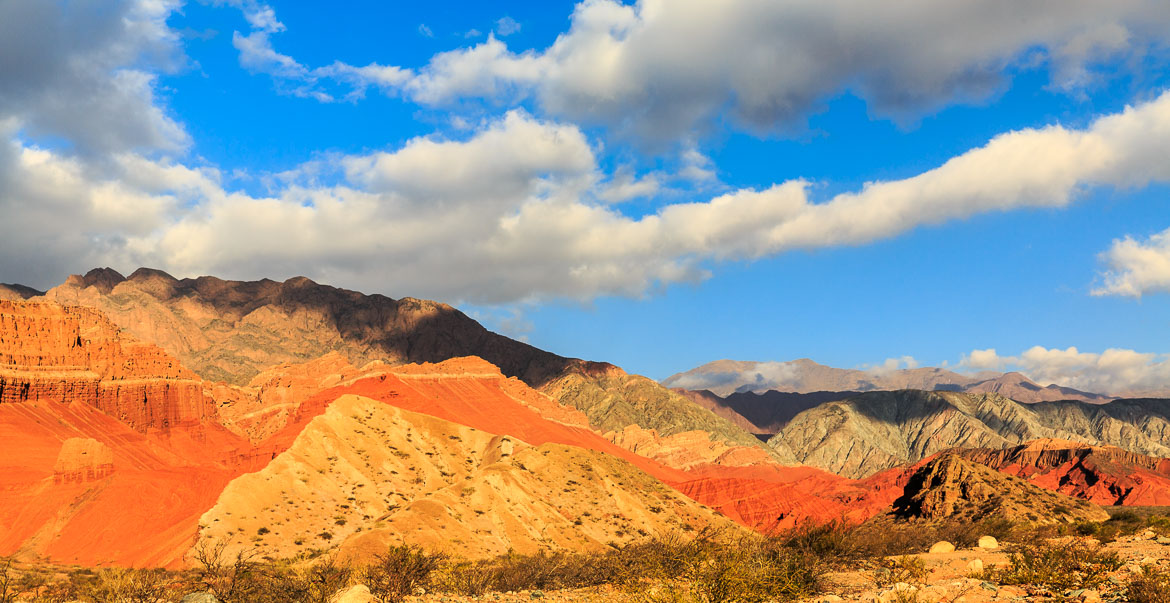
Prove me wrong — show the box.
[663,358,1115,402]
[3,267,1170,570]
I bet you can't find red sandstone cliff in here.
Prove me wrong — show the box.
[0,299,210,432]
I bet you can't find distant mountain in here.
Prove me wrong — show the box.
[770,390,1170,478]
[0,282,44,300]
[677,389,862,435]
[663,358,1112,403]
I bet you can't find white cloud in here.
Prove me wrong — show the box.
[225,1,1170,144]
[866,356,920,376]
[0,0,189,154]
[393,0,1170,141]
[960,346,1170,395]
[1093,228,1170,297]
[418,24,434,38]
[496,17,521,37]
[5,89,1170,304]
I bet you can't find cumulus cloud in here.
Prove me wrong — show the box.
[0,0,188,154]
[960,346,1170,395]
[226,1,1170,142]
[1093,228,1170,297]
[401,0,1170,140]
[6,88,1170,303]
[866,356,920,376]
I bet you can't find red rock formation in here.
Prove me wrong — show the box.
[0,299,209,432]
[956,439,1170,506]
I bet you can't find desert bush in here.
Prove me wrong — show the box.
[871,555,927,588]
[979,540,1122,591]
[76,567,175,603]
[777,520,857,561]
[0,557,14,603]
[363,544,444,603]
[1127,566,1170,603]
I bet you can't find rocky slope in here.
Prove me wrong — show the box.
[889,453,1109,524]
[37,269,773,462]
[770,390,1170,478]
[957,439,1170,506]
[681,389,863,435]
[196,395,741,562]
[665,358,1110,403]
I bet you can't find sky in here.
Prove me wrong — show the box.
[3,1,1170,391]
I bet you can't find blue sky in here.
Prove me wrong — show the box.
[3,1,1170,392]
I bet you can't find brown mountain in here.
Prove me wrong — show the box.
[770,390,1170,478]
[679,389,862,435]
[964,371,1112,403]
[889,453,1109,524]
[664,359,1111,403]
[33,268,775,464]
[0,283,44,301]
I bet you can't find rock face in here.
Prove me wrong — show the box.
[682,389,863,435]
[956,439,1170,506]
[0,299,210,432]
[770,390,1170,478]
[890,454,1109,524]
[52,438,114,484]
[664,359,1110,403]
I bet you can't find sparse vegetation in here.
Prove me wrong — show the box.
[1128,566,1170,603]
[977,540,1122,591]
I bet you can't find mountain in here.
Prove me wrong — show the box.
[956,439,1170,506]
[679,389,863,435]
[663,359,1111,403]
[663,358,980,396]
[888,453,1109,524]
[197,394,741,562]
[0,295,845,567]
[0,283,44,301]
[770,390,1170,478]
[37,268,776,466]
[963,372,1112,403]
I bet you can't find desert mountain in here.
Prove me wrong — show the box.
[679,389,863,435]
[664,358,1111,403]
[197,394,741,561]
[770,390,1170,478]
[0,283,44,301]
[889,453,1109,524]
[0,297,846,567]
[956,439,1170,506]
[37,268,775,465]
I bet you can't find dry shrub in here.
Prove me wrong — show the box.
[872,555,927,588]
[76,568,176,603]
[1128,566,1170,603]
[363,545,444,603]
[978,540,1121,591]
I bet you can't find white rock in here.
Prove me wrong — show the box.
[929,540,956,553]
[330,585,375,603]
[966,558,984,573]
[977,535,999,549]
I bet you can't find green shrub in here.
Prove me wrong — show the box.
[979,540,1122,591]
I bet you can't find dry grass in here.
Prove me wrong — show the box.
[1127,566,1170,603]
